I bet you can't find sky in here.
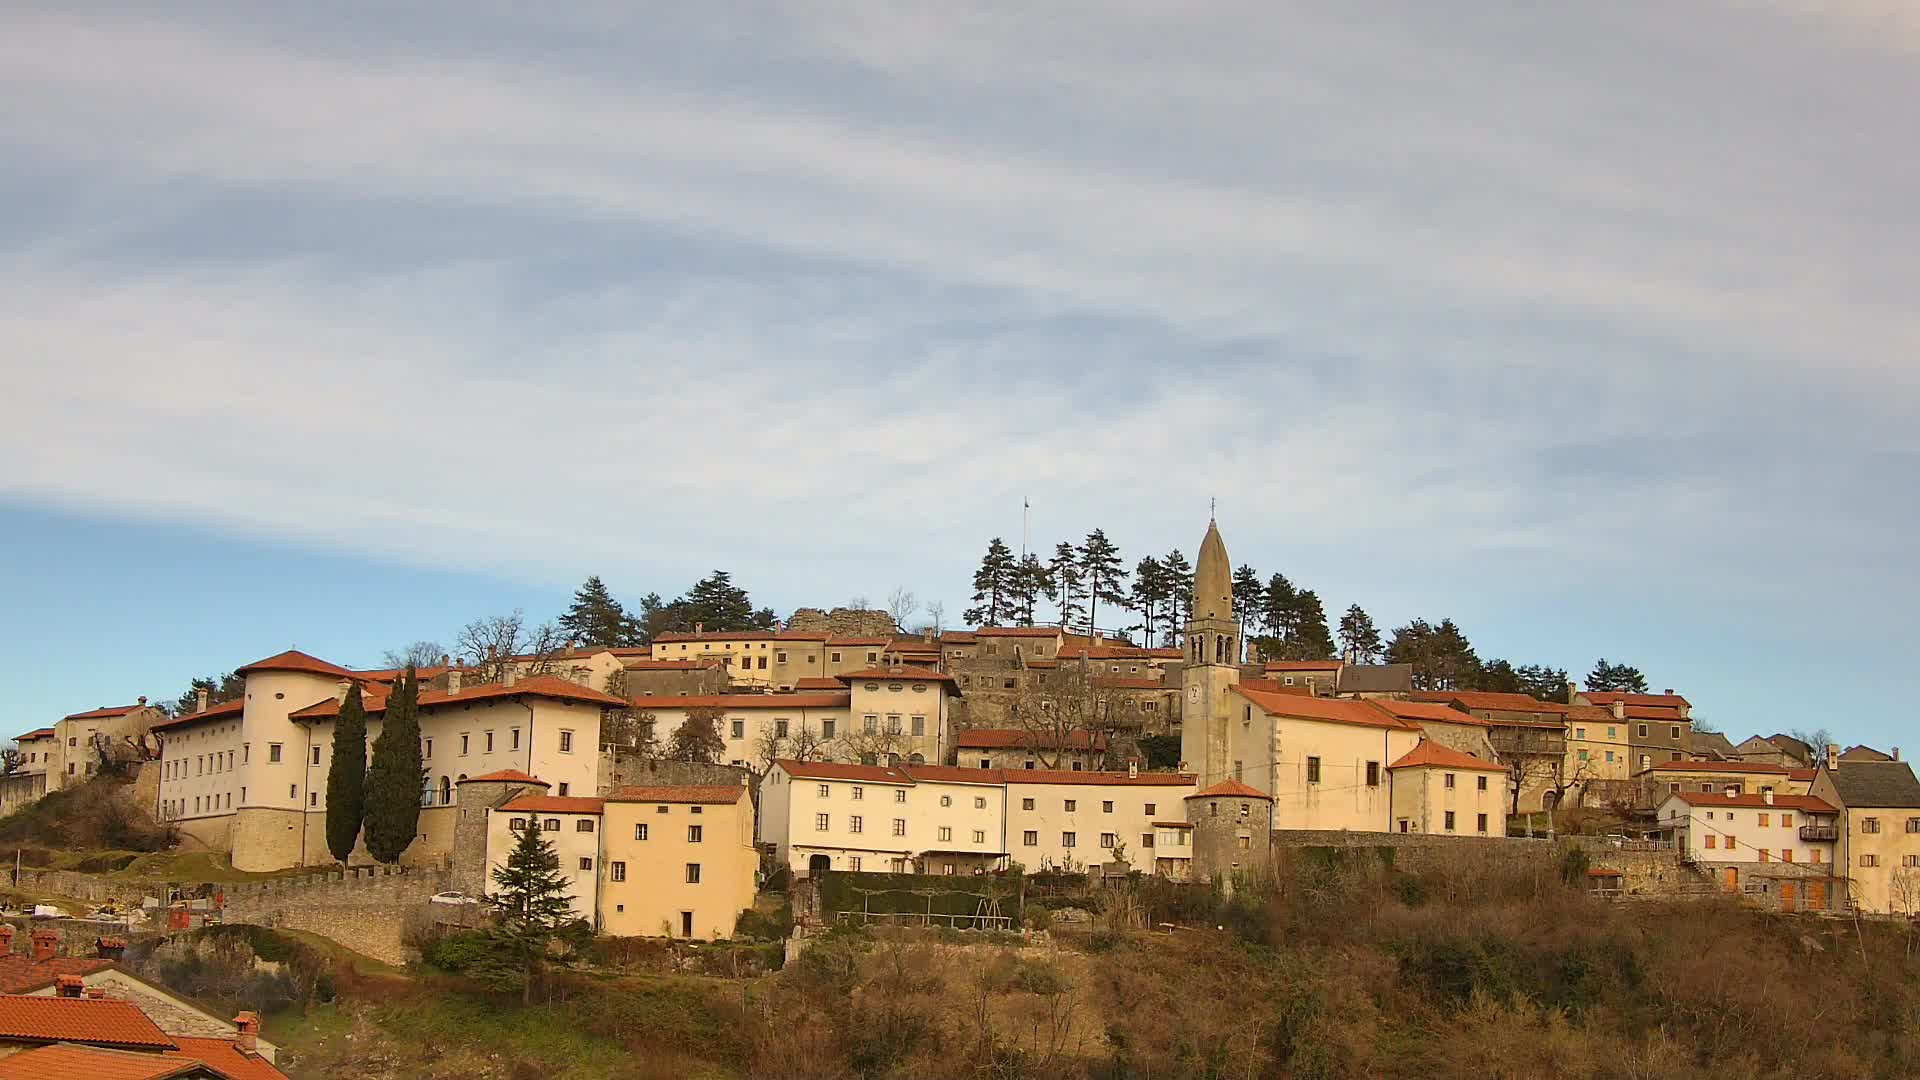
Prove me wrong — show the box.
[1,2,1915,748]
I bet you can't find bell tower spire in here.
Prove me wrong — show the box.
[1181,515,1243,786]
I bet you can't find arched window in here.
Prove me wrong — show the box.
[438,776,451,805]
[909,753,925,765]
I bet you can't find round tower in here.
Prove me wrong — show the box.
[1185,779,1273,888]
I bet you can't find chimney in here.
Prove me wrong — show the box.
[0,925,15,953]
[1128,759,1139,779]
[447,668,463,695]
[503,667,518,688]
[1565,680,1578,705]
[1763,790,1774,805]
[440,653,451,668]
[1894,747,1902,761]
[137,696,147,707]
[694,622,705,635]
[31,929,59,962]
[1827,743,1841,769]
[233,1011,260,1055]
[197,688,210,714]
[55,974,84,998]
[1664,688,1675,696]
[335,679,351,705]
[1610,701,1625,720]
[96,936,127,961]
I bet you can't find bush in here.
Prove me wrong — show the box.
[0,777,174,852]
[734,901,793,942]
[426,930,511,974]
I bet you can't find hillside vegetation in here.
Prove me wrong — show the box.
[214,847,1920,1080]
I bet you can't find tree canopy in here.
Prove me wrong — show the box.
[964,538,1018,627]
[557,575,642,647]
[324,683,369,863]
[668,708,727,764]
[363,669,424,863]
[1338,605,1383,664]
[1587,658,1650,693]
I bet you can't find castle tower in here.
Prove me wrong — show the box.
[1180,518,1243,787]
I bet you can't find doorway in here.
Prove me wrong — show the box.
[680,911,694,938]
[809,854,831,876]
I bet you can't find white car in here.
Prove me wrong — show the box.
[429,891,482,906]
[30,902,65,919]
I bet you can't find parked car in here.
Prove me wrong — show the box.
[429,891,482,906]
[30,901,66,919]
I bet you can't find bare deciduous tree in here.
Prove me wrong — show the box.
[1007,662,1132,770]
[887,587,919,631]
[382,640,447,670]
[840,722,913,766]
[456,610,573,685]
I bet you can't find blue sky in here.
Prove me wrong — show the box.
[1,2,1914,748]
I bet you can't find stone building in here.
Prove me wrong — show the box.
[1184,779,1272,886]
[1807,748,1920,915]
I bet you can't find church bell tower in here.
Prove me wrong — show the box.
[1180,517,1242,787]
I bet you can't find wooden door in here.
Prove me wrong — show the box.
[1807,879,1827,910]
[1720,867,1738,892]
[1780,881,1797,912]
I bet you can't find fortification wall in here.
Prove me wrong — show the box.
[221,865,447,965]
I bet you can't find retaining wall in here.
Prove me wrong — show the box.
[220,865,446,965]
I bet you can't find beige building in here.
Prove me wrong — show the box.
[19,701,167,800]
[1564,703,1630,783]
[488,794,605,925]
[1644,759,1796,800]
[1259,661,1342,695]
[621,692,851,770]
[1005,768,1195,873]
[600,784,758,939]
[1,727,56,811]
[1387,740,1506,837]
[952,728,1107,771]
[1654,790,1841,910]
[647,630,891,690]
[1807,752,1920,915]
[1226,684,1424,831]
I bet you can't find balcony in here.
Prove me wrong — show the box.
[1799,825,1839,842]
[1487,727,1566,758]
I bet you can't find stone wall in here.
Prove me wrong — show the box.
[785,608,900,636]
[1271,828,1558,874]
[598,756,753,793]
[220,865,446,965]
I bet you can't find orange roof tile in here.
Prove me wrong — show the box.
[1789,768,1818,782]
[168,1037,290,1080]
[604,785,748,805]
[233,650,353,679]
[900,764,1011,785]
[1060,645,1181,661]
[619,658,726,671]
[1232,686,1421,731]
[1389,740,1506,772]
[61,705,146,722]
[1367,699,1493,727]
[791,677,845,691]
[1584,691,1691,708]
[939,631,978,644]
[498,795,606,815]
[1668,791,1835,813]
[651,630,830,643]
[833,666,959,684]
[1262,661,1343,672]
[828,637,894,647]
[1236,679,1314,696]
[150,698,246,732]
[457,770,549,786]
[0,956,115,995]
[776,759,913,784]
[1622,705,1687,720]
[972,627,1063,638]
[954,728,1107,751]
[1411,690,1571,714]
[1650,760,1791,774]
[14,728,55,742]
[1005,769,1194,787]
[0,994,175,1049]
[0,1044,210,1080]
[289,675,624,720]
[619,693,850,711]
[1188,779,1272,799]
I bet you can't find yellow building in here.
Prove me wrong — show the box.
[489,794,605,926]
[1387,740,1507,836]
[1228,684,1424,831]
[600,784,758,939]
[1808,753,1920,915]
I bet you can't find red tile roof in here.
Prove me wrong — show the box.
[775,758,1192,788]
[458,770,548,786]
[954,728,1107,751]
[0,1044,206,1080]
[289,675,624,720]
[1622,705,1687,721]
[1584,691,1691,708]
[1789,768,1818,782]
[61,705,146,722]
[1650,760,1792,774]
[1060,646,1182,661]
[621,693,850,711]
[1232,686,1421,731]
[776,759,912,784]
[652,630,830,643]
[1236,679,1314,696]
[900,764,1011,785]
[498,795,606,815]
[1668,791,1835,813]
[1262,661,1343,672]
[620,658,727,671]
[1005,769,1195,787]
[1389,740,1506,772]
[829,637,895,647]
[0,956,114,995]
[939,631,978,644]
[1188,779,1271,800]
[604,785,748,805]
[14,728,55,742]
[833,666,958,684]
[150,698,246,732]
[233,650,354,679]
[169,1037,291,1080]
[1367,699,1493,727]
[1412,690,1571,714]
[0,994,175,1049]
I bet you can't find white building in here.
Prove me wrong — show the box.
[1656,790,1840,869]
[488,793,606,926]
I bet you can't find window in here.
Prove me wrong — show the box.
[1782,849,1794,863]
[1064,799,1077,812]
[863,715,878,734]
[974,796,987,809]
[815,813,830,831]
[1860,854,1879,867]
[634,823,649,840]
[1062,832,1077,848]
[579,857,593,871]
[1759,849,1770,862]
[1024,830,1038,846]
[1306,757,1321,784]
[850,786,863,801]
[1145,803,1158,816]
[894,790,907,804]
[776,651,788,664]
[940,795,952,807]
[818,784,831,798]
[1476,813,1488,834]
[831,651,842,663]
[849,815,863,834]
[886,715,901,735]
[268,743,282,763]
[309,792,318,807]
[1444,811,1456,832]
[559,730,574,753]
[460,734,470,755]
[1907,818,1920,833]
[1637,724,1648,738]
[512,728,520,749]
[1671,726,1681,740]
[911,715,925,736]
[576,819,595,833]
[939,826,952,842]
[289,784,297,799]
[311,746,322,765]
[732,721,746,740]
[1101,832,1118,848]
[1365,761,1380,786]
[1575,727,1586,740]
[558,782,569,796]
[973,829,985,844]
[1476,776,1488,791]
[485,731,494,752]
[688,824,703,842]
[1444,773,1456,789]
[1863,817,1881,834]
[1906,855,1920,867]
[1605,751,1615,763]
[610,862,626,882]
[1103,800,1115,813]
[892,819,906,836]
[424,738,433,758]
[1578,749,1590,761]
[1810,849,1823,864]
[1142,833,1155,848]
[775,719,789,738]
[686,863,702,883]
[848,856,862,871]
[1758,813,1769,827]
[1022,797,1035,811]
[822,720,836,739]
[545,818,561,831]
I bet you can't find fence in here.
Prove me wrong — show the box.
[835,910,1016,931]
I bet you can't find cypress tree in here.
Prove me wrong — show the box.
[324,683,369,863]
[363,667,425,864]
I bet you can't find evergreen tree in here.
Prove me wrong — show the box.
[1049,542,1084,630]
[1231,565,1264,630]
[557,575,641,647]
[1129,556,1169,645]
[1261,573,1298,642]
[1386,618,1481,691]
[172,672,245,716]
[324,683,369,863]
[1517,663,1572,702]
[1476,658,1525,694]
[1338,605,1383,664]
[1010,554,1050,627]
[668,709,726,763]
[964,538,1018,626]
[679,570,776,631]
[363,668,425,864]
[1161,549,1194,642]
[1587,658,1649,693]
[1285,589,1336,661]
[1078,529,1128,635]
[485,821,576,1005]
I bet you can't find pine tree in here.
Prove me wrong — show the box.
[485,821,576,1005]
[1129,556,1168,645]
[1078,530,1127,635]
[1010,555,1050,626]
[324,683,369,863]
[1517,663,1572,702]
[1287,589,1335,661]
[1261,573,1298,642]
[964,538,1018,626]
[557,575,641,647]
[1231,565,1264,630]
[172,672,245,716]
[671,571,776,632]
[1161,549,1194,642]
[1587,659,1649,693]
[1338,605,1383,664]
[1049,542,1084,630]
[1387,619,1481,691]
[363,668,425,864]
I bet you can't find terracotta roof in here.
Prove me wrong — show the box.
[886,640,941,652]
[828,637,894,647]
[1412,690,1570,714]
[1366,699,1493,727]
[604,785,748,805]
[776,759,912,784]
[972,627,1063,638]
[1668,791,1836,813]
[0,1044,211,1080]
[1060,646,1181,661]
[0,956,114,995]
[0,994,175,1049]
[1622,705,1687,721]
[1090,678,1169,691]
[14,728,55,742]
[150,698,246,732]
[954,728,1107,751]
[833,666,958,684]
[1788,768,1817,782]
[169,1037,291,1080]
[289,675,624,720]
[1584,691,1691,708]
[1262,661,1343,672]
[457,770,548,786]
[620,693,850,711]
[901,765,1011,785]
[620,658,726,671]
[1004,769,1195,787]
[939,631,978,644]
[1187,779,1272,800]
[1236,679,1314,696]
[1389,740,1506,773]
[652,630,829,643]
[1650,760,1791,774]
[498,795,606,815]
[233,650,353,679]
[61,705,146,722]
[1232,685,1421,731]
[791,678,845,691]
